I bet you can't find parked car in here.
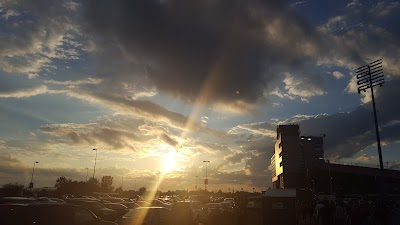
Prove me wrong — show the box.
[116,207,170,225]
[220,201,234,213]
[100,198,125,203]
[136,200,151,207]
[103,203,129,217]
[119,201,140,209]
[197,203,222,224]
[0,197,37,204]
[149,199,172,210]
[170,201,194,225]
[65,199,118,221]
[189,201,203,222]
[0,202,117,225]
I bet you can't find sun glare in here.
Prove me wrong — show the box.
[161,151,177,173]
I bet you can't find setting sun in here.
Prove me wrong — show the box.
[161,151,177,173]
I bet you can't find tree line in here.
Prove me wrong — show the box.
[0,175,147,197]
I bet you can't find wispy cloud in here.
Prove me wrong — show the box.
[0,85,48,98]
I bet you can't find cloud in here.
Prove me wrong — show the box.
[296,80,400,159]
[78,0,324,113]
[317,17,400,78]
[1,9,20,19]
[346,0,362,8]
[332,71,345,79]
[369,1,400,18]
[282,72,326,102]
[0,85,48,98]
[0,1,83,78]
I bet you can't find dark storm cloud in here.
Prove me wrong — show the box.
[298,80,400,159]
[82,0,320,108]
[160,133,178,148]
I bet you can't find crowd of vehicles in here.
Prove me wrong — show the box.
[0,194,255,225]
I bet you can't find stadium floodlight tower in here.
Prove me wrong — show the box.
[356,59,385,170]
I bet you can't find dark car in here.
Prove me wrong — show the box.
[119,201,140,209]
[116,207,171,225]
[0,202,117,225]
[0,197,37,204]
[65,199,118,221]
[103,203,129,217]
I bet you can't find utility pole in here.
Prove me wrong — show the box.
[195,176,198,191]
[203,161,210,190]
[92,149,98,179]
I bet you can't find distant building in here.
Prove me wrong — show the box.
[271,125,324,189]
[270,125,400,195]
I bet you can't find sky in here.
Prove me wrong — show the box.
[0,0,399,192]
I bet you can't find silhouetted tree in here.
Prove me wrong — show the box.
[115,186,123,193]
[138,187,147,195]
[0,183,25,197]
[55,177,72,190]
[101,176,114,192]
[55,177,100,196]
[87,177,100,193]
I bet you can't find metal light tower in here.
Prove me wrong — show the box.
[356,59,385,170]
[203,160,210,190]
[29,161,38,189]
[92,149,98,179]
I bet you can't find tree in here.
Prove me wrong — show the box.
[87,177,100,193]
[138,187,147,195]
[101,176,114,192]
[55,177,72,190]
[0,183,24,197]
[114,186,123,193]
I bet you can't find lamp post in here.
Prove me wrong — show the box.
[29,161,38,189]
[203,161,210,190]
[195,176,198,191]
[157,171,160,192]
[92,149,97,179]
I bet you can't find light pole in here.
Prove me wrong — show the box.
[195,176,198,191]
[157,171,160,192]
[203,161,210,190]
[29,161,39,189]
[356,59,385,170]
[92,149,97,179]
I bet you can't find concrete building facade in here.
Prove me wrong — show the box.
[271,125,324,189]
